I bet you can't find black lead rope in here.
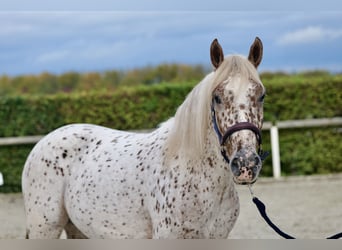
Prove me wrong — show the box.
[248,185,342,239]
[252,196,295,239]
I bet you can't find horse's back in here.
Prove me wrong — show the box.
[22,123,128,187]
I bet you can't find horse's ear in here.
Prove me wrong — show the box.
[210,38,224,69]
[248,37,263,68]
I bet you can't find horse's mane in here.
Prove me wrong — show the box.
[165,55,261,161]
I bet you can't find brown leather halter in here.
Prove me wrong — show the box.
[211,97,269,164]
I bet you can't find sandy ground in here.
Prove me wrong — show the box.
[1,174,341,239]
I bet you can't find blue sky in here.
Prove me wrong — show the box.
[1,1,342,75]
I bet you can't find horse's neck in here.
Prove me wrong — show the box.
[159,116,235,192]
[166,112,225,159]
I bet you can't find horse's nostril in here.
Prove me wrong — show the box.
[230,157,241,176]
[254,156,260,165]
[232,157,239,166]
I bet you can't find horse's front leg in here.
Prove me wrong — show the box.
[151,218,206,239]
[149,200,209,239]
[149,185,239,239]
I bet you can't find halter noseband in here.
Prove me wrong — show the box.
[211,98,269,164]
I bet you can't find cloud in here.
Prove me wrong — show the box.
[1,12,342,75]
[0,23,33,36]
[36,50,70,63]
[277,26,342,46]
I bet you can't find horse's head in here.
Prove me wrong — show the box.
[210,37,266,185]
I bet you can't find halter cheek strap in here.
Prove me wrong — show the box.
[211,98,269,164]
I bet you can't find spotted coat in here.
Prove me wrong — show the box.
[22,122,239,238]
[22,37,265,239]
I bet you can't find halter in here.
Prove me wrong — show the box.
[211,97,269,164]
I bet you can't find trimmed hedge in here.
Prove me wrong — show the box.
[0,76,341,192]
[0,84,193,137]
[260,127,342,177]
[0,145,31,192]
[263,75,341,121]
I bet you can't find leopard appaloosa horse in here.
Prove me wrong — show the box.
[22,37,266,239]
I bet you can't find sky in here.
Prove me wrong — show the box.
[1,1,342,76]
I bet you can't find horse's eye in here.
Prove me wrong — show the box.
[259,93,266,102]
[214,95,222,104]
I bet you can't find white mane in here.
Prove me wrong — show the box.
[165,55,261,160]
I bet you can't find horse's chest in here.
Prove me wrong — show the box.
[150,169,240,238]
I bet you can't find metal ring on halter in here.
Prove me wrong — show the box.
[211,97,269,164]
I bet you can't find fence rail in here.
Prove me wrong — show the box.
[276,117,342,129]
[0,135,44,146]
[0,117,341,183]
[269,117,342,178]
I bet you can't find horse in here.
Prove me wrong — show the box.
[22,37,266,239]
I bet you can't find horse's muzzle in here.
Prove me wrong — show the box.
[230,148,262,185]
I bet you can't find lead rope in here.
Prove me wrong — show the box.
[248,185,342,239]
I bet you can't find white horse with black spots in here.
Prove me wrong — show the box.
[22,37,266,238]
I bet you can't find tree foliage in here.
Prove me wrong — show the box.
[0,64,207,96]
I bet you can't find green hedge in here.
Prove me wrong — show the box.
[0,145,32,192]
[260,127,342,177]
[263,75,341,121]
[0,76,341,192]
[0,84,193,137]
